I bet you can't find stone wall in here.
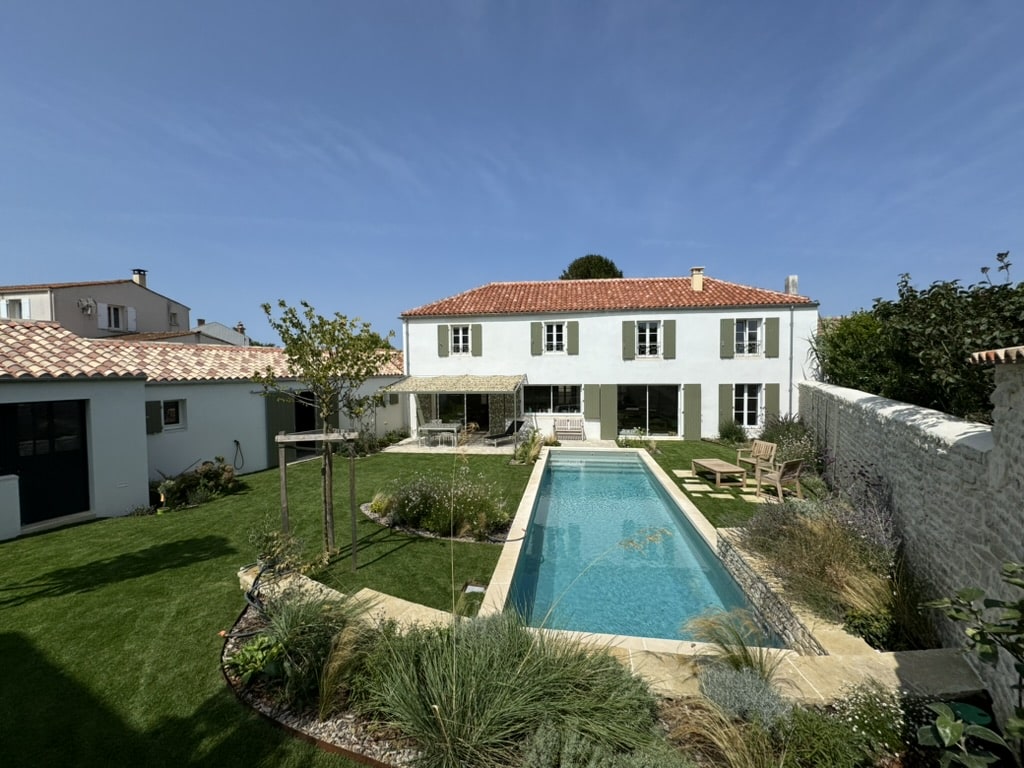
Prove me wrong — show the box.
[799,372,1024,719]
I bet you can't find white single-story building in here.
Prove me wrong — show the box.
[0,320,406,539]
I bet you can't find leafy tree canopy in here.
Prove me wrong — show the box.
[559,254,623,280]
[255,299,395,556]
[813,252,1023,423]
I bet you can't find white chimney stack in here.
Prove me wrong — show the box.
[132,268,147,288]
[784,275,799,295]
[690,266,705,292]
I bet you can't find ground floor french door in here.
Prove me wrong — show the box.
[616,384,679,436]
[0,400,90,525]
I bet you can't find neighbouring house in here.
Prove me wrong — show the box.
[0,269,190,338]
[393,267,819,439]
[117,319,252,346]
[0,320,406,539]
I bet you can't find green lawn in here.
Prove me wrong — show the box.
[0,444,753,767]
[0,451,530,768]
[645,439,759,528]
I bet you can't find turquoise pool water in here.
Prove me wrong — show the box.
[508,451,755,641]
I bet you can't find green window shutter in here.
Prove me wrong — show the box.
[720,319,735,359]
[683,384,701,440]
[583,384,600,419]
[471,324,482,356]
[621,321,635,360]
[567,321,579,355]
[765,318,780,358]
[600,384,618,439]
[718,383,733,428]
[662,319,676,360]
[265,395,295,467]
[530,322,542,356]
[765,383,780,420]
[437,325,449,357]
[145,400,163,434]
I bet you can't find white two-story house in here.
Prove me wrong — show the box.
[395,267,819,440]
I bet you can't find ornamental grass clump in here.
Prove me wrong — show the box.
[349,612,661,768]
[377,466,511,539]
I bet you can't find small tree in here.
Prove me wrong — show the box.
[255,300,395,566]
[559,254,623,280]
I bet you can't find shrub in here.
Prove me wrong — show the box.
[224,634,285,686]
[257,587,371,707]
[247,520,305,571]
[668,697,777,768]
[521,720,693,768]
[830,679,917,765]
[351,613,660,768]
[698,665,791,728]
[686,609,783,682]
[514,427,544,464]
[737,500,895,639]
[377,466,511,540]
[157,456,241,509]
[717,420,747,445]
[778,706,862,768]
[758,414,819,467]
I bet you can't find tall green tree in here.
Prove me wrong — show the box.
[255,300,395,565]
[559,254,623,279]
[813,252,1024,422]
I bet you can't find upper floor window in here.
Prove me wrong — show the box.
[545,322,565,353]
[636,321,660,357]
[451,325,471,355]
[169,311,179,327]
[734,384,761,427]
[5,299,23,319]
[735,319,761,355]
[162,400,185,429]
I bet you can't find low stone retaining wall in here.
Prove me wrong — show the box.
[717,530,826,656]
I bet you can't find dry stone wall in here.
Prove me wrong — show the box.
[799,373,1024,720]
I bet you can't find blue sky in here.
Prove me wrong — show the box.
[2,2,1022,344]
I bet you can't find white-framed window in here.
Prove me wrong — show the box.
[162,400,186,430]
[5,299,23,319]
[451,325,471,355]
[735,319,761,355]
[524,385,581,413]
[107,304,124,329]
[544,322,565,353]
[733,384,761,427]
[636,321,660,357]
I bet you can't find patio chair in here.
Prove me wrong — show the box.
[485,419,525,447]
[736,439,777,473]
[754,458,804,502]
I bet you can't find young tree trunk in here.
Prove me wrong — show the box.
[322,428,336,553]
[349,443,358,572]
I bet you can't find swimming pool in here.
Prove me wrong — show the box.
[507,450,756,641]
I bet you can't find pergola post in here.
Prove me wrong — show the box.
[277,430,289,532]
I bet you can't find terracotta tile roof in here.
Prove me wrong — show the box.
[0,279,132,292]
[401,276,817,317]
[0,320,146,380]
[0,320,405,382]
[969,345,1024,366]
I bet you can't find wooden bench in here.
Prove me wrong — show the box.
[554,416,585,441]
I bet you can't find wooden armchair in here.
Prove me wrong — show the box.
[755,459,805,502]
[736,440,777,473]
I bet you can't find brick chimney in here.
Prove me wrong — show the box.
[197,318,205,326]
[690,266,705,292]
[784,275,799,295]
[132,268,147,288]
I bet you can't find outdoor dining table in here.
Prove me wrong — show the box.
[418,422,463,446]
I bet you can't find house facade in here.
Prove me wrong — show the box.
[0,269,191,338]
[0,320,406,539]
[398,268,818,440]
